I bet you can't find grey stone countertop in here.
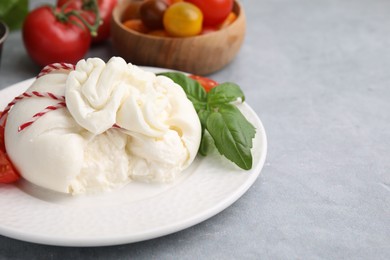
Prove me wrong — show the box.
[0,0,389,259]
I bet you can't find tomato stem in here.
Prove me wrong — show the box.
[52,5,69,23]
[66,10,100,37]
[52,0,102,37]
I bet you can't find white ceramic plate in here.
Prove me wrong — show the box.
[0,68,267,247]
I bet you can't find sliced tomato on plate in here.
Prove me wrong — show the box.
[0,150,20,184]
[0,112,20,184]
[188,74,219,93]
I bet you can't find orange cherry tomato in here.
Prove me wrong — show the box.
[122,19,149,33]
[219,12,237,29]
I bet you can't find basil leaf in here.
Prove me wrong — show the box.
[198,110,214,156]
[158,71,256,170]
[0,0,28,31]
[158,72,207,112]
[208,82,245,106]
[206,104,256,170]
[199,130,215,156]
[197,109,210,128]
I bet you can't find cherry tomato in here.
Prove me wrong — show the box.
[0,150,20,184]
[123,19,149,33]
[163,2,203,37]
[122,0,143,21]
[23,6,91,67]
[57,0,117,43]
[189,74,218,92]
[140,0,168,30]
[219,12,237,29]
[185,0,233,26]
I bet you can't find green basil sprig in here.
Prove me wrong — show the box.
[158,72,256,170]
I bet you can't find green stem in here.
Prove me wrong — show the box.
[52,0,101,37]
[66,10,100,37]
[52,6,68,23]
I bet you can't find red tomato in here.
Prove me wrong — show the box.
[0,150,20,184]
[0,125,20,184]
[185,0,233,26]
[22,6,91,67]
[189,74,218,92]
[57,0,117,43]
[57,0,83,9]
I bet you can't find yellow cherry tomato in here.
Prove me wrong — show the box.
[163,2,203,37]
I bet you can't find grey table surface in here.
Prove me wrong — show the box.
[1,0,390,259]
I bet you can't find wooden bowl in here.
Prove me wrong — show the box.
[111,1,246,75]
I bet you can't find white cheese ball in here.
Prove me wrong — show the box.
[5,57,201,194]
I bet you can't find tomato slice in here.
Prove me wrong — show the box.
[0,150,20,184]
[0,111,20,184]
[188,74,218,92]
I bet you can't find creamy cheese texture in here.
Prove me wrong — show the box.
[5,57,201,194]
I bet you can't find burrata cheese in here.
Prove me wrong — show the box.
[5,57,201,194]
